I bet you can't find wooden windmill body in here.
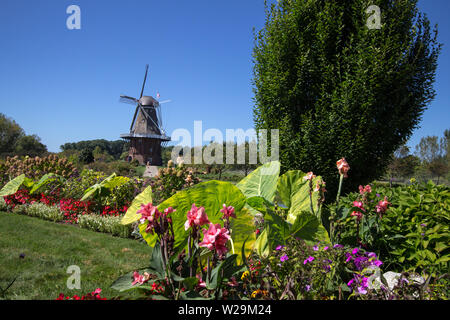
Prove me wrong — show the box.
[120,65,171,166]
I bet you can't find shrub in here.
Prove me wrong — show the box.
[334,181,450,274]
[0,197,7,211]
[78,214,132,238]
[1,155,78,182]
[148,162,201,204]
[25,202,64,222]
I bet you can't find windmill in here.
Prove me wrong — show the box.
[120,64,171,166]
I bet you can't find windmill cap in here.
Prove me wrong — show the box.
[139,96,159,106]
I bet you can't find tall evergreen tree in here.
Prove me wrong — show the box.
[253,0,441,195]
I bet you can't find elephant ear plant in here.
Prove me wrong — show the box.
[239,161,330,257]
[113,180,254,299]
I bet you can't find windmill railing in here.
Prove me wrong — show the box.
[120,133,171,141]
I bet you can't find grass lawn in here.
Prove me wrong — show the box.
[0,211,151,300]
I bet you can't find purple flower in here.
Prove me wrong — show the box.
[420,223,427,227]
[368,252,377,258]
[345,253,353,263]
[313,245,319,251]
[347,279,354,287]
[372,260,383,267]
[323,246,329,251]
[280,254,289,262]
[305,285,311,292]
[333,244,344,249]
[352,248,359,255]
[303,256,315,264]
[276,245,285,251]
[376,193,381,197]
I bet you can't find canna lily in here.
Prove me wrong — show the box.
[304,171,316,181]
[199,222,230,256]
[184,203,210,231]
[336,158,350,178]
[220,204,236,219]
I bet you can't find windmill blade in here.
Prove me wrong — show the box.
[158,99,172,105]
[140,64,149,99]
[130,105,140,131]
[120,95,139,105]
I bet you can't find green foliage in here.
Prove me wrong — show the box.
[81,173,129,201]
[0,154,78,184]
[0,197,8,211]
[277,170,322,222]
[253,0,442,197]
[142,180,253,263]
[0,113,47,158]
[236,161,280,202]
[240,161,329,254]
[335,181,450,274]
[24,202,64,222]
[121,185,153,225]
[61,169,106,200]
[78,214,133,238]
[0,174,26,197]
[149,163,201,204]
[60,139,129,161]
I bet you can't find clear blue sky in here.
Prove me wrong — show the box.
[0,0,448,153]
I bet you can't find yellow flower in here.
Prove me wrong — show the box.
[241,271,249,280]
[251,290,259,298]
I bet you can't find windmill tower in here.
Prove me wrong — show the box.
[120,65,171,166]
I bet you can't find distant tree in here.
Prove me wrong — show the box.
[60,139,128,160]
[14,134,47,157]
[387,144,420,183]
[80,147,94,164]
[415,134,449,183]
[253,0,441,196]
[0,113,25,155]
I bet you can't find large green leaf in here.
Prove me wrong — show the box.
[139,180,253,263]
[121,185,153,225]
[254,227,271,258]
[81,173,129,201]
[236,161,280,203]
[30,173,63,194]
[277,170,321,223]
[290,211,330,243]
[0,174,26,197]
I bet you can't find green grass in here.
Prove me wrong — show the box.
[0,211,151,300]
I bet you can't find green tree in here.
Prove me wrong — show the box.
[415,134,449,183]
[387,144,420,183]
[252,0,441,196]
[0,113,25,155]
[14,134,48,157]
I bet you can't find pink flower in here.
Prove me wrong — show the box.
[137,203,160,224]
[336,158,350,178]
[164,207,176,215]
[375,197,390,216]
[93,288,102,295]
[132,271,150,286]
[220,204,236,219]
[132,271,144,286]
[352,201,366,212]
[359,185,372,194]
[137,203,161,233]
[196,274,206,288]
[199,223,230,256]
[351,211,363,221]
[304,172,316,181]
[184,203,210,231]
